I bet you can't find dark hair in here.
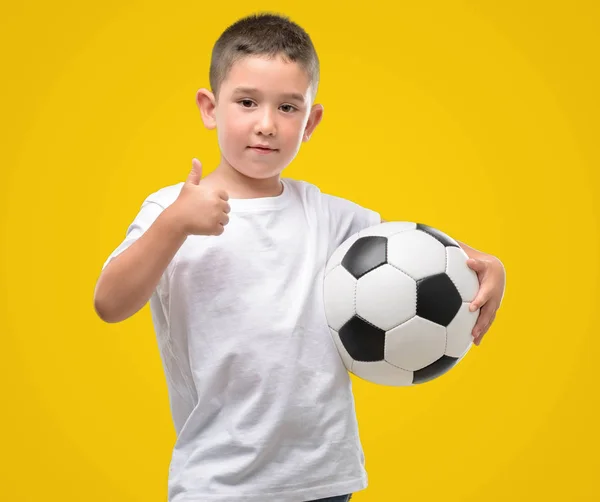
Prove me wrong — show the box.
[209,12,320,102]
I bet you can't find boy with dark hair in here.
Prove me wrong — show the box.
[94,12,505,502]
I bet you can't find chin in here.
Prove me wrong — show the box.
[241,168,282,180]
[233,159,284,180]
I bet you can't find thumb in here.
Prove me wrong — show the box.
[187,158,203,185]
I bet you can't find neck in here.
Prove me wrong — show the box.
[206,159,283,199]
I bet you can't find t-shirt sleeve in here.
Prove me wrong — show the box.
[319,191,381,250]
[101,200,166,271]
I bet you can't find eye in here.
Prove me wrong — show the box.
[237,100,297,112]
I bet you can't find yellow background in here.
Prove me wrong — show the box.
[1,0,598,500]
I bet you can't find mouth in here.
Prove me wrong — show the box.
[248,146,278,153]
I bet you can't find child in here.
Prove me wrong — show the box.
[94,12,504,502]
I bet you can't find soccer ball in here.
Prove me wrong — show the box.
[323,221,480,386]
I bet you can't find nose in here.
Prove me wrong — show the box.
[254,108,276,136]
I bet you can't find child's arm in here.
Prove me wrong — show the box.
[93,205,187,323]
[94,159,230,323]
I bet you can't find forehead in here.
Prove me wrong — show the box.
[221,55,311,99]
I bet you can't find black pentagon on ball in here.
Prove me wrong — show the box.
[412,355,459,384]
[341,236,387,279]
[416,273,462,327]
[416,223,460,248]
[339,315,386,362]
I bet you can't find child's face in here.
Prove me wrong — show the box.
[197,55,323,181]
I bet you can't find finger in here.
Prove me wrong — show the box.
[219,213,230,226]
[473,323,491,345]
[467,258,487,273]
[472,304,496,338]
[472,304,493,336]
[469,288,491,312]
[213,223,225,236]
[222,201,231,214]
[218,189,229,201]
[474,314,495,345]
[485,311,497,330]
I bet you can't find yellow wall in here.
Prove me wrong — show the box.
[1,1,598,500]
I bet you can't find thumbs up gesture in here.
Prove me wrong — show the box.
[172,158,231,236]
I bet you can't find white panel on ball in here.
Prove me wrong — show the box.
[445,246,480,302]
[384,316,447,371]
[387,230,446,280]
[445,303,478,358]
[323,265,357,331]
[355,264,416,331]
[329,328,354,371]
[351,359,414,386]
[358,221,416,239]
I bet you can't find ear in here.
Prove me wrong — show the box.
[302,104,324,142]
[196,88,217,130]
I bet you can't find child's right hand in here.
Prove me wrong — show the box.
[171,158,230,237]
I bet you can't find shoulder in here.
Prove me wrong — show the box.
[285,178,359,203]
[283,177,372,211]
[282,177,330,203]
[142,182,184,209]
[283,177,320,194]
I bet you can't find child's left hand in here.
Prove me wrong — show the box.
[466,256,506,346]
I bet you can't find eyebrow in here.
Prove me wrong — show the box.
[231,86,306,103]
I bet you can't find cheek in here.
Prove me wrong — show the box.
[294,113,312,138]
[217,111,249,149]
[281,118,307,144]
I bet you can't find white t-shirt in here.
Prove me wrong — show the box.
[102,177,380,502]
